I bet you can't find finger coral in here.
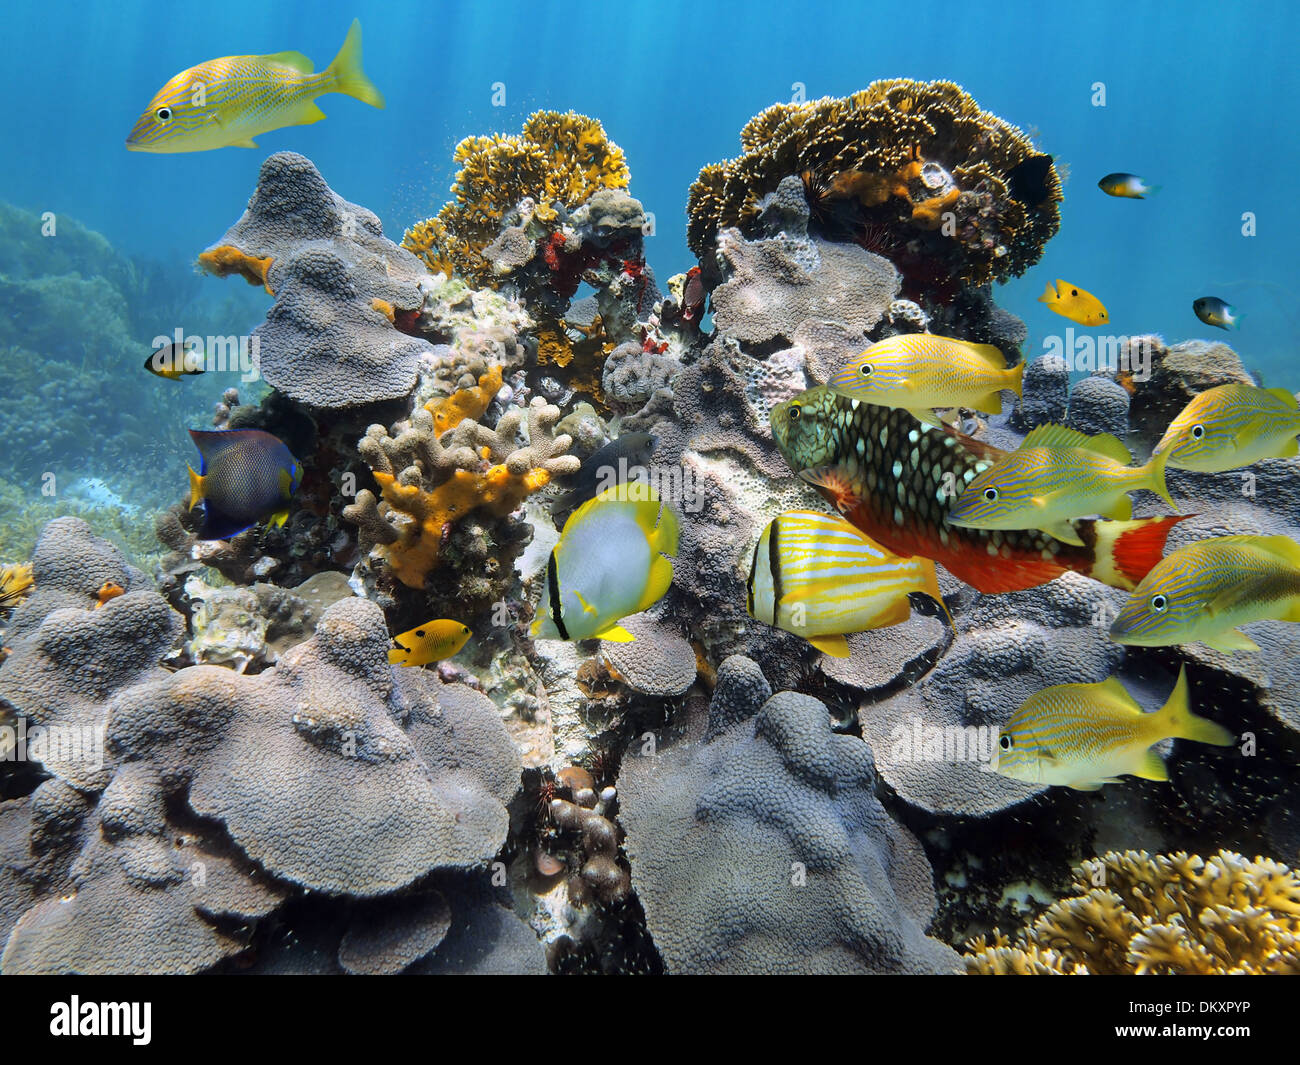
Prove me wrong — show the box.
[965,849,1300,974]
[343,397,580,588]
[403,111,629,287]
[687,80,1062,297]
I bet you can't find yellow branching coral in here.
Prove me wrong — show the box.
[403,110,630,286]
[966,850,1300,975]
[687,79,1062,289]
[0,562,33,613]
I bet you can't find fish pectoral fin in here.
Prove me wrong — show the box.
[1133,749,1169,782]
[806,634,851,658]
[906,408,944,428]
[1040,519,1086,547]
[595,624,636,643]
[187,466,205,509]
[1104,496,1133,521]
[1201,628,1260,653]
[572,590,599,617]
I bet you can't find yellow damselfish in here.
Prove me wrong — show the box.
[945,424,1175,545]
[1038,279,1109,327]
[746,510,952,657]
[1154,382,1300,472]
[992,666,1233,791]
[827,334,1024,427]
[127,20,384,153]
[388,619,472,667]
[1109,534,1300,652]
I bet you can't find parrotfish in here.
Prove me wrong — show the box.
[550,432,658,517]
[127,20,384,153]
[388,619,472,666]
[828,333,1024,426]
[1098,173,1160,199]
[1193,296,1242,331]
[1109,534,1300,652]
[144,339,205,380]
[770,388,1182,594]
[532,484,679,642]
[1038,279,1109,327]
[946,424,1175,546]
[1154,382,1300,472]
[992,666,1233,791]
[187,428,301,541]
[746,510,952,657]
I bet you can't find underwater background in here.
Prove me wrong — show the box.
[1,0,1299,976]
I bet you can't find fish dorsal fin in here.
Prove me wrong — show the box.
[960,341,1010,369]
[1020,423,1131,463]
[188,428,259,466]
[263,50,314,74]
[1266,387,1300,410]
[1246,534,1300,568]
[1094,675,1141,711]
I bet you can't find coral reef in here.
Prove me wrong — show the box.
[966,850,1300,974]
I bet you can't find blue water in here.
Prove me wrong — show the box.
[2,0,1297,378]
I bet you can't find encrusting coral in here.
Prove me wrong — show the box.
[404,110,630,286]
[344,395,580,588]
[965,850,1300,974]
[687,80,1061,298]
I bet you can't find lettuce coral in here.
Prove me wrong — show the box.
[966,850,1300,974]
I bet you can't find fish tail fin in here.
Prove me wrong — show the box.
[1037,283,1055,304]
[1230,310,1244,329]
[1088,514,1187,590]
[187,466,205,510]
[1142,445,1177,508]
[1145,184,1162,197]
[1008,360,1025,398]
[917,558,955,632]
[1154,666,1234,747]
[328,19,385,109]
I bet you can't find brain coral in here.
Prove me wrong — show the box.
[105,598,521,896]
[404,110,630,286]
[688,80,1062,293]
[966,850,1300,974]
[618,666,962,974]
[199,151,436,408]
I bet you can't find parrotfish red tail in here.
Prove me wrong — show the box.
[328,19,385,109]
[1086,514,1189,591]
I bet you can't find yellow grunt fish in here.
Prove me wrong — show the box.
[1038,279,1109,327]
[388,619,472,667]
[992,666,1233,791]
[1154,382,1300,472]
[827,334,1024,427]
[127,20,384,153]
[1109,534,1300,652]
[946,424,1175,545]
[745,510,952,657]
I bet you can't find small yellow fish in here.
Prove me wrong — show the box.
[1097,173,1160,199]
[746,510,952,657]
[946,424,1175,545]
[144,339,205,381]
[827,334,1024,427]
[1154,383,1300,472]
[127,20,384,153]
[1109,534,1300,652]
[992,666,1233,791]
[388,619,472,666]
[532,483,679,642]
[1037,279,1109,327]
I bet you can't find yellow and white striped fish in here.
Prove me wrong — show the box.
[745,510,952,657]
[1109,534,1300,652]
[991,666,1233,790]
[126,20,384,153]
[1154,383,1300,472]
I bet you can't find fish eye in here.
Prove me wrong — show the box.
[1100,312,1107,320]
[983,487,998,501]
[859,364,873,376]
[1151,594,1168,612]
[999,735,1013,750]
[1191,425,1205,439]
[1070,289,1078,297]
[156,107,172,121]
[788,405,801,420]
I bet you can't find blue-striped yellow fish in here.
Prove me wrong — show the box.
[1109,534,1300,652]
[827,334,1024,427]
[127,20,384,153]
[745,510,952,657]
[992,666,1233,791]
[1038,279,1109,327]
[1154,383,1300,472]
[389,619,472,667]
[187,428,301,540]
[532,484,679,643]
[946,424,1175,546]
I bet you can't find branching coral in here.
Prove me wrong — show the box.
[687,80,1061,295]
[344,398,579,588]
[966,850,1300,974]
[403,111,629,286]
